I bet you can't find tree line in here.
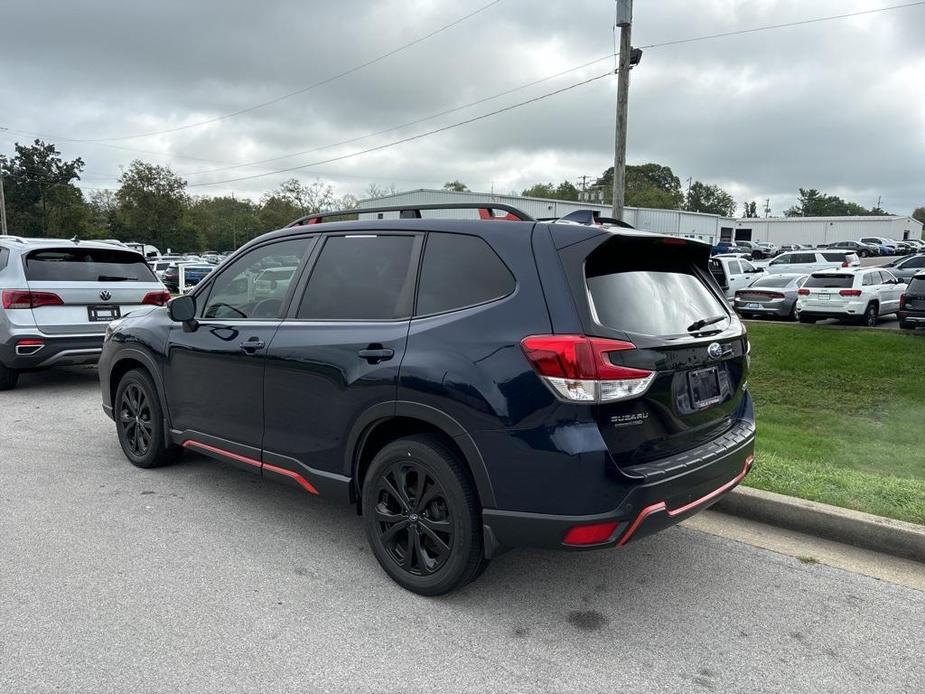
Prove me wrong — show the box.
[2,140,920,252]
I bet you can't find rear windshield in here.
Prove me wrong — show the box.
[25,248,156,282]
[908,277,925,293]
[751,276,799,288]
[587,254,728,337]
[805,274,853,288]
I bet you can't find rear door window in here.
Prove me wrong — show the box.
[728,260,742,274]
[416,233,514,316]
[587,257,729,337]
[805,275,853,289]
[25,248,156,282]
[297,235,418,320]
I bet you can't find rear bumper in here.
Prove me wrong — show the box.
[899,311,925,325]
[482,425,755,552]
[733,300,792,317]
[0,333,104,370]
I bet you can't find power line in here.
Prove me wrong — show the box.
[181,52,620,177]
[66,0,504,143]
[186,71,614,188]
[638,0,925,50]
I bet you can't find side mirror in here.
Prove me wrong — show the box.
[168,295,198,331]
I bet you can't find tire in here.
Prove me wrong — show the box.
[114,368,180,468]
[362,434,485,596]
[0,363,19,391]
[899,320,913,330]
[861,303,878,328]
[787,303,798,321]
[799,314,817,324]
[860,250,870,258]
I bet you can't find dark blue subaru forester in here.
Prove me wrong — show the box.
[100,203,755,595]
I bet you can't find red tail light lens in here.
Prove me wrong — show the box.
[900,293,907,309]
[563,521,621,546]
[142,290,172,306]
[1,289,64,309]
[839,289,862,297]
[520,335,655,403]
[798,288,810,296]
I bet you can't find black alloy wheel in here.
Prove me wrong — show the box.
[362,435,486,595]
[373,462,454,576]
[119,382,153,458]
[114,369,179,468]
[863,304,878,328]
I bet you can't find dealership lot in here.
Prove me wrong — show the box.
[2,368,923,693]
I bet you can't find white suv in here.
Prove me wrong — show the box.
[763,250,860,275]
[797,268,905,326]
[0,236,169,389]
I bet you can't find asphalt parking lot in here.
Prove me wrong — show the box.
[2,368,924,693]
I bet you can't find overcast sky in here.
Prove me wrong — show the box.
[1,0,923,216]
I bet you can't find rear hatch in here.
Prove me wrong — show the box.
[23,246,167,334]
[801,273,855,310]
[904,277,925,312]
[556,234,748,468]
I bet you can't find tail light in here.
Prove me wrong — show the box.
[842,261,850,267]
[520,335,655,403]
[1,289,64,309]
[839,289,862,297]
[142,290,172,306]
[563,521,621,546]
[798,288,810,296]
[900,294,907,310]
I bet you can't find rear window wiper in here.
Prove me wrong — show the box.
[687,315,727,333]
[97,275,134,282]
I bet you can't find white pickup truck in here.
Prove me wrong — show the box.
[709,255,763,299]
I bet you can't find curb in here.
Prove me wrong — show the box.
[713,486,925,564]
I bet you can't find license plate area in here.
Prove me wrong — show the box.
[688,367,723,408]
[88,304,121,322]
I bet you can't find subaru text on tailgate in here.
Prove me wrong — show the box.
[0,237,169,390]
[99,203,755,595]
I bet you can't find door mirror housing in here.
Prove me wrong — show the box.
[168,294,198,331]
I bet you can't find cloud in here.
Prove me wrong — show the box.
[1,0,923,215]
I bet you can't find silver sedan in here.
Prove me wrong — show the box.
[733,273,808,321]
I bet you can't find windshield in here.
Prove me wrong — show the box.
[25,248,157,282]
[805,275,853,288]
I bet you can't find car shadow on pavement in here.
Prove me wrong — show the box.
[12,365,100,391]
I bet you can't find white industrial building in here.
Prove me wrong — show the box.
[356,189,734,242]
[355,189,924,246]
[729,216,923,246]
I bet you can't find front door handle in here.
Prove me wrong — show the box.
[358,346,394,363]
[240,338,266,354]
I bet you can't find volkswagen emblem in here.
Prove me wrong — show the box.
[99,290,112,301]
[707,342,724,360]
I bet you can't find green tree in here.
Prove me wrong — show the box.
[115,160,192,251]
[275,178,336,215]
[257,194,301,231]
[742,201,759,218]
[442,180,469,192]
[84,189,119,238]
[0,140,85,236]
[185,195,260,251]
[596,163,684,210]
[913,206,925,225]
[685,181,736,217]
[784,188,890,217]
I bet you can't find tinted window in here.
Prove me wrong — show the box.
[794,253,817,263]
[769,254,793,266]
[24,248,156,282]
[821,252,850,262]
[728,260,742,274]
[415,233,513,316]
[805,275,853,288]
[902,256,925,269]
[0,247,8,272]
[202,239,309,320]
[908,277,925,293]
[752,275,798,288]
[587,263,728,337]
[298,235,416,320]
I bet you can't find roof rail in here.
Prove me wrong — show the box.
[0,234,26,243]
[285,202,535,228]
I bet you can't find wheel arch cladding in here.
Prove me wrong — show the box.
[351,405,496,510]
[110,349,169,423]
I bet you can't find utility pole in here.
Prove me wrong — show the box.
[612,0,634,221]
[0,176,7,235]
[764,199,771,218]
[685,176,693,209]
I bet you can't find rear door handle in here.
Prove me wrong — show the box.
[240,338,266,354]
[358,347,394,363]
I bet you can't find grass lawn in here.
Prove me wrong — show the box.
[744,323,925,525]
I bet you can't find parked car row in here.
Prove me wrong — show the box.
[714,236,921,260]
